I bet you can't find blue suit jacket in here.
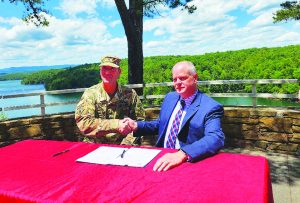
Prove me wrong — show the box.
[135,90,225,161]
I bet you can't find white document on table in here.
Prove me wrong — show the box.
[76,146,161,167]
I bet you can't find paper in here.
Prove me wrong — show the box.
[76,146,161,167]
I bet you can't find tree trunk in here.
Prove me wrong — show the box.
[115,0,144,95]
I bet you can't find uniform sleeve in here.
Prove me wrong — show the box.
[119,89,148,146]
[75,90,119,137]
[131,89,145,121]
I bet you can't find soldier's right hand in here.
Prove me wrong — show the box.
[123,117,138,132]
[118,119,133,135]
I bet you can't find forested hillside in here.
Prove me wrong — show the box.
[0,73,30,81]
[14,45,300,95]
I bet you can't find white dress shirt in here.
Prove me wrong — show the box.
[163,91,197,149]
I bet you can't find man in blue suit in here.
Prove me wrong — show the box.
[126,61,225,171]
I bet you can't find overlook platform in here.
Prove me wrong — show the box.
[223,148,300,203]
[1,106,300,202]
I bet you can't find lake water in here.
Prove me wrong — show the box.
[0,80,299,119]
[0,80,82,119]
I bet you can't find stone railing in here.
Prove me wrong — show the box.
[0,107,299,155]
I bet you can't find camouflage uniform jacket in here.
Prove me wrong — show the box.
[75,82,145,145]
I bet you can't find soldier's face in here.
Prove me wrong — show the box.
[100,66,121,83]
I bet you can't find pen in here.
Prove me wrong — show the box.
[52,149,70,157]
[120,148,129,158]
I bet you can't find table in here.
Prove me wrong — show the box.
[0,140,273,203]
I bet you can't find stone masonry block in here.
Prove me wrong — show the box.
[8,124,43,139]
[254,141,268,150]
[224,109,250,118]
[48,122,62,128]
[293,119,300,126]
[259,132,290,142]
[267,143,298,152]
[242,130,259,140]
[0,130,9,141]
[289,133,300,143]
[222,124,242,138]
[29,117,46,124]
[222,117,258,125]
[283,111,300,119]
[224,138,255,149]
[259,117,293,133]
[241,124,259,132]
[249,109,276,117]
[292,125,300,133]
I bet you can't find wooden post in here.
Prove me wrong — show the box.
[252,84,257,107]
[40,94,45,116]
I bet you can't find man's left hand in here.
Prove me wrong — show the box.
[153,150,188,172]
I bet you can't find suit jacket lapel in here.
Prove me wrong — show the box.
[158,93,180,142]
[155,94,179,147]
[180,91,202,129]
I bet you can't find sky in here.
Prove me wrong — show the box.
[0,0,299,69]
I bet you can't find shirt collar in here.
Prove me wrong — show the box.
[100,82,121,101]
[181,90,197,108]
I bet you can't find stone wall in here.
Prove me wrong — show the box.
[0,114,81,147]
[222,107,300,155]
[0,107,299,155]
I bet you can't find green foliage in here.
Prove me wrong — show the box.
[21,69,64,85]
[45,64,100,90]
[18,45,300,97]
[144,0,197,17]
[0,112,8,121]
[0,73,30,81]
[20,64,100,90]
[273,1,300,22]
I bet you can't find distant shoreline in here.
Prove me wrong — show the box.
[0,64,78,75]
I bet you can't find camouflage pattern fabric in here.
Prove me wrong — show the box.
[75,82,145,145]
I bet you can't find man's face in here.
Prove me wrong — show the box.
[100,66,121,84]
[172,65,197,98]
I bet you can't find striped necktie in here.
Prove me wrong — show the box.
[166,100,185,149]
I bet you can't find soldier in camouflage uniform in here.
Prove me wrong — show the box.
[75,56,145,145]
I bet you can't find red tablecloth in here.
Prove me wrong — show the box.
[0,140,273,203]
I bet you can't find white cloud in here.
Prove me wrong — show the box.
[0,16,21,25]
[274,32,300,43]
[293,21,300,29]
[58,0,98,17]
[109,20,121,28]
[247,9,275,27]
[143,0,300,57]
[153,29,165,36]
[244,0,283,15]
[0,13,127,68]
[1,0,300,68]
[98,0,116,8]
[57,0,117,17]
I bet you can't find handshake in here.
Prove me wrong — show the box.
[117,117,138,135]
